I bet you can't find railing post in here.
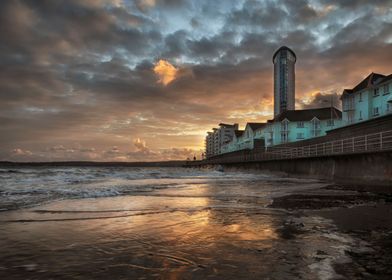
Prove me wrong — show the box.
[380,132,383,150]
[352,138,355,152]
[341,139,344,153]
[365,135,368,151]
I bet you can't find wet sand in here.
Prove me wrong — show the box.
[1,173,391,279]
[270,184,392,279]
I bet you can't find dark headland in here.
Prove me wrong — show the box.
[0,160,186,168]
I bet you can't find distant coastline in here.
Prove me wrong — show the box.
[0,160,187,168]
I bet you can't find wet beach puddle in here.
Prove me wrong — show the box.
[0,195,358,280]
[0,170,358,279]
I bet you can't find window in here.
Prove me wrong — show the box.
[359,111,362,120]
[297,121,304,128]
[281,132,288,143]
[373,88,380,96]
[281,120,289,131]
[387,103,392,113]
[297,133,304,139]
[312,119,320,129]
[327,119,334,126]
[373,107,379,116]
[359,92,362,102]
[312,119,321,136]
[384,84,390,95]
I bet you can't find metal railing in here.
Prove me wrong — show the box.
[196,130,392,165]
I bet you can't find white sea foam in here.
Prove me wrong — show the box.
[0,167,326,210]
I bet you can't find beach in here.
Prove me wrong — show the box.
[0,167,391,279]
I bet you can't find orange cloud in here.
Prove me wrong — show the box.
[153,59,178,86]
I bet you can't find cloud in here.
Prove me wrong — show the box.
[298,92,342,110]
[133,138,149,152]
[153,59,179,85]
[0,0,391,161]
[11,148,33,156]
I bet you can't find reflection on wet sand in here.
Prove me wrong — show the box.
[0,170,349,280]
[0,193,283,279]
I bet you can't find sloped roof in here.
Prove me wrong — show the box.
[379,74,392,85]
[274,107,342,122]
[352,72,385,92]
[342,73,388,98]
[340,88,353,99]
[235,130,244,137]
[246,123,267,131]
[219,123,236,127]
[342,89,353,94]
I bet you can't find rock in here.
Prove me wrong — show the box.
[361,272,372,278]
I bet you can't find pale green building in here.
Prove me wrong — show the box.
[341,72,392,124]
[221,123,266,153]
[264,107,343,147]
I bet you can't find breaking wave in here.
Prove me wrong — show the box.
[0,166,325,211]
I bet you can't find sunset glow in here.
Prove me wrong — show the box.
[153,59,178,86]
[0,0,391,161]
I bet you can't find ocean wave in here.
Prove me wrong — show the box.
[0,167,325,211]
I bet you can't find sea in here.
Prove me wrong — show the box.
[0,166,357,279]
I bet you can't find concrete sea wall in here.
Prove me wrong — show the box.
[209,151,392,186]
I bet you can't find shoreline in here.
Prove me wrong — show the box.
[1,166,391,279]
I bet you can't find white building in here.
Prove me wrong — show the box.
[264,107,343,147]
[221,123,266,154]
[205,123,238,158]
[221,130,244,154]
[273,46,296,117]
[341,72,392,125]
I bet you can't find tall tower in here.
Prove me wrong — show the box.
[273,46,296,117]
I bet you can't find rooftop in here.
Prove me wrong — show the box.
[246,123,267,131]
[219,123,238,127]
[341,72,392,98]
[272,46,296,62]
[273,107,342,122]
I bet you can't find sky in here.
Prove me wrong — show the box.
[1,0,391,162]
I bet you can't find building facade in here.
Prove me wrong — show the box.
[203,50,392,158]
[264,108,343,147]
[221,130,243,154]
[273,46,296,117]
[205,123,238,158]
[341,72,392,125]
[221,123,266,154]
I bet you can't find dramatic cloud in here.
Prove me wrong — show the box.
[153,59,178,85]
[0,0,391,161]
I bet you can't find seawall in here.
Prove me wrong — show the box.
[199,151,392,186]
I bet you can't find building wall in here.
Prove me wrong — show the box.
[342,81,392,125]
[220,127,266,154]
[265,117,343,147]
[205,124,238,158]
